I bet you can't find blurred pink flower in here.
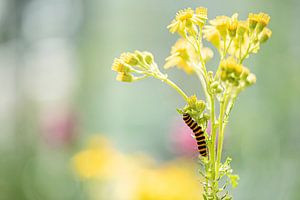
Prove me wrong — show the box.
[168,117,197,157]
[168,117,212,157]
[40,108,77,147]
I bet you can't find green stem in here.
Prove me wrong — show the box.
[239,43,251,64]
[161,77,189,102]
[209,95,216,165]
[209,94,219,197]
[194,69,211,106]
[216,93,230,177]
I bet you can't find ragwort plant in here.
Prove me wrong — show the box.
[112,6,271,200]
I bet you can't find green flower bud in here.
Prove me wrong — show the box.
[134,51,144,62]
[220,71,227,81]
[144,52,154,65]
[210,81,219,89]
[203,113,210,120]
[215,85,223,93]
[187,95,197,107]
[227,73,235,83]
[196,101,206,111]
[241,67,250,80]
[233,80,240,86]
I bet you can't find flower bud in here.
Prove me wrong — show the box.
[187,95,197,107]
[134,51,144,62]
[259,28,272,44]
[228,21,238,38]
[112,59,131,73]
[121,53,138,66]
[246,73,256,86]
[220,71,227,81]
[215,85,223,93]
[210,81,219,89]
[237,21,248,36]
[195,100,206,111]
[233,64,243,76]
[227,73,235,83]
[248,13,259,31]
[241,67,250,80]
[144,52,154,65]
[116,72,134,82]
[256,13,270,33]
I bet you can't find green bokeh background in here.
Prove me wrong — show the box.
[0,0,299,199]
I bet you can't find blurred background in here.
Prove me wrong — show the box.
[0,0,300,199]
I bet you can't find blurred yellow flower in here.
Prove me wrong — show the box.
[164,38,213,74]
[71,136,120,179]
[72,136,204,200]
[133,161,203,200]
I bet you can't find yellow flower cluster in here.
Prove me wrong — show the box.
[112,51,157,82]
[72,136,120,179]
[203,12,271,60]
[72,136,203,200]
[220,57,256,87]
[164,38,213,74]
[168,7,208,36]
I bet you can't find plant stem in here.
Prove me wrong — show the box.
[216,93,230,177]
[161,77,189,102]
[194,69,211,106]
[209,94,219,197]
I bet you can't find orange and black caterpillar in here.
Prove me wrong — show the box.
[183,113,207,157]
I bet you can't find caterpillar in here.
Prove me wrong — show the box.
[183,113,208,157]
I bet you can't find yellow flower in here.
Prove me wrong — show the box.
[203,26,221,49]
[194,7,208,27]
[168,7,208,36]
[227,13,239,38]
[71,136,120,179]
[248,13,259,31]
[116,72,134,82]
[112,58,131,73]
[132,160,203,200]
[256,12,270,32]
[237,21,249,37]
[168,8,195,35]
[120,52,139,66]
[220,57,255,87]
[164,38,196,74]
[209,15,230,38]
[164,38,213,74]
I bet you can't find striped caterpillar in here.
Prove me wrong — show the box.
[183,113,208,157]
